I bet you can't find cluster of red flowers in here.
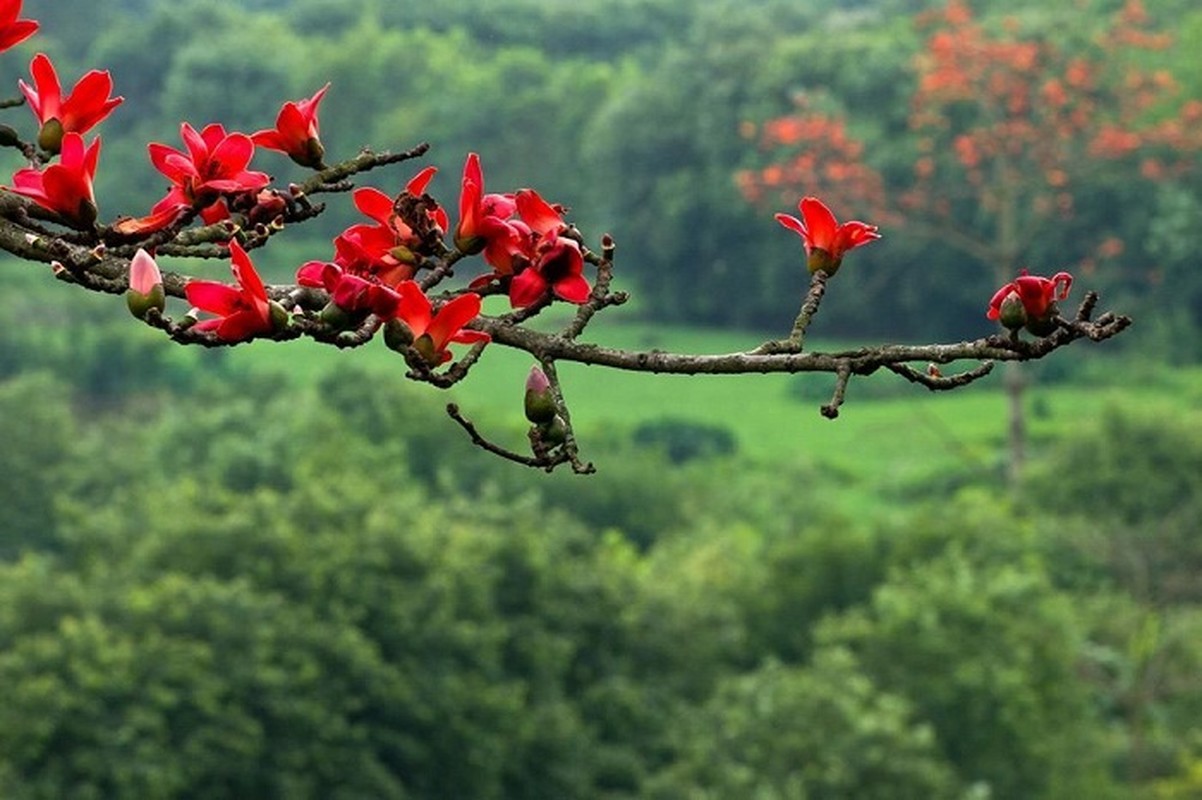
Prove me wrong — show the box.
[987,269,1073,336]
[0,0,1070,363]
[455,153,591,307]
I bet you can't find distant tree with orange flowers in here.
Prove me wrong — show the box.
[743,0,1201,279]
[739,0,1202,482]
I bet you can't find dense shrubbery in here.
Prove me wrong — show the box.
[1,324,1200,796]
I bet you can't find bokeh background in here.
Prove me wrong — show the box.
[1,1,1200,797]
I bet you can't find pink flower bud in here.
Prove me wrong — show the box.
[524,365,557,424]
[126,248,165,318]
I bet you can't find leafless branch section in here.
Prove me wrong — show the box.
[0,143,1133,473]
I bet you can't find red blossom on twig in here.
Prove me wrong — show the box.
[184,240,277,342]
[0,0,38,54]
[297,260,401,320]
[394,281,490,365]
[987,268,1073,335]
[775,196,880,275]
[455,152,516,255]
[147,122,270,219]
[6,131,100,228]
[252,83,330,169]
[19,53,123,154]
[506,189,590,307]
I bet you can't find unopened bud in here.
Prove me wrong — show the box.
[37,118,64,154]
[383,318,414,351]
[524,365,557,424]
[996,290,1027,331]
[540,415,568,446]
[269,301,290,331]
[126,248,165,318]
[319,300,352,329]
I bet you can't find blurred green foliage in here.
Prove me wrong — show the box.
[0,337,1199,796]
[2,0,1201,796]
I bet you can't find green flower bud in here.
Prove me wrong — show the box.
[37,118,65,154]
[996,290,1027,331]
[540,415,568,446]
[383,318,414,351]
[269,300,291,331]
[524,365,557,424]
[126,284,165,319]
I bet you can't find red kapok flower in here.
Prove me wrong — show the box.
[148,122,270,215]
[330,167,450,287]
[252,83,330,169]
[19,53,123,154]
[455,152,516,254]
[775,196,880,276]
[6,132,100,228]
[394,281,490,365]
[297,260,401,321]
[184,240,278,342]
[0,0,38,54]
[987,269,1073,336]
[333,223,415,287]
[506,189,591,307]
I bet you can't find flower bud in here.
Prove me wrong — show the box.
[383,318,414,351]
[37,118,65,154]
[319,300,353,329]
[524,365,557,424]
[996,290,1027,331]
[269,300,291,331]
[540,415,568,446]
[126,248,165,318]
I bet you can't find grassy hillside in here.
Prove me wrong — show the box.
[210,311,1191,500]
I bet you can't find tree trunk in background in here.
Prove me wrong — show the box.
[1005,361,1026,489]
[998,175,1025,489]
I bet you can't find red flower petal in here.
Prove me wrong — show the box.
[185,280,243,315]
[553,273,592,304]
[515,189,564,237]
[209,131,255,174]
[426,292,482,349]
[406,165,438,196]
[396,280,432,334]
[353,187,394,225]
[509,268,548,308]
[799,196,838,251]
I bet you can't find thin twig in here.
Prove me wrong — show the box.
[752,269,830,354]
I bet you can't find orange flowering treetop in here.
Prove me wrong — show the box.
[0,1,1130,472]
[739,0,1202,281]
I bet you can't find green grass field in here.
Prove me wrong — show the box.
[214,311,1198,499]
